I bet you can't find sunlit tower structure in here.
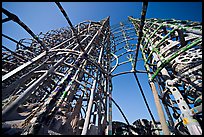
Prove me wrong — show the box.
[128,17,202,135]
[2,8,112,135]
[2,2,202,135]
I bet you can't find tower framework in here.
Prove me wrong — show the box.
[2,5,202,135]
[128,17,202,135]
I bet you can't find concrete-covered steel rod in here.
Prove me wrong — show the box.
[132,1,148,70]
[2,8,45,50]
[133,72,156,123]
[110,96,130,126]
[2,34,32,50]
[55,2,85,52]
[139,41,170,135]
[81,37,105,135]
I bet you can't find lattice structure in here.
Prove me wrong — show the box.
[2,3,202,135]
[2,17,112,135]
[129,17,202,135]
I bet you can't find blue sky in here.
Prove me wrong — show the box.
[2,2,202,124]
